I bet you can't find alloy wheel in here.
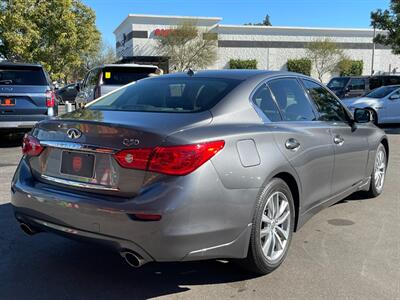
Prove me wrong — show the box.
[374,148,386,191]
[260,191,291,262]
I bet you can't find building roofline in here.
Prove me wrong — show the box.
[114,14,222,34]
[217,24,375,32]
[114,14,381,35]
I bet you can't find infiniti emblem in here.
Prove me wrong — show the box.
[67,128,82,139]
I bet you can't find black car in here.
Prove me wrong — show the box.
[56,82,79,104]
[327,75,400,99]
[327,76,370,99]
[0,62,57,132]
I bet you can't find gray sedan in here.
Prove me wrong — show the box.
[11,70,388,275]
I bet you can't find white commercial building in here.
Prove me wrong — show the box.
[114,14,400,82]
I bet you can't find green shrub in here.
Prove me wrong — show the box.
[286,58,312,76]
[229,59,257,69]
[338,59,363,76]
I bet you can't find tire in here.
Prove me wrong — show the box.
[241,178,295,275]
[366,143,387,198]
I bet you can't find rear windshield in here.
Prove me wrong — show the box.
[365,86,399,98]
[88,77,242,113]
[0,66,47,85]
[327,77,349,90]
[102,67,158,85]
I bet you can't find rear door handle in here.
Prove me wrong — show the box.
[333,135,344,145]
[285,138,300,151]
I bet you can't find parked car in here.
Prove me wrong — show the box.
[342,85,400,124]
[369,75,400,90]
[327,76,370,99]
[75,64,160,107]
[0,62,57,133]
[55,82,80,104]
[327,75,400,99]
[12,70,388,275]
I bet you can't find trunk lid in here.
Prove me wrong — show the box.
[30,109,212,197]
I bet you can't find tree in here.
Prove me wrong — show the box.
[75,40,116,79]
[371,0,400,54]
[156,22,217,72]
[262,15,272,26]
[286,58,312,75]
[245,14,272,26]
[0,0,101,81]
[306,38,343,82]
[229,59,257,69]
[338,59,363,76]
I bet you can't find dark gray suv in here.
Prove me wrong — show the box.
[0,62,56,132]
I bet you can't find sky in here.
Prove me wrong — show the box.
[82,0,390,45]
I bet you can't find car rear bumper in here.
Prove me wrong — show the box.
[11,158,256,262]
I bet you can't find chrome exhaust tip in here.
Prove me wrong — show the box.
[20,223,36,236]
[120,251,146,268]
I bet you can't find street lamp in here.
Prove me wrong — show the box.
[371,26,376,75]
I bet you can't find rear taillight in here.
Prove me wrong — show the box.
[45,90,55,107]
[22,134,43,156]
[113,140,225,176]
[149,141,225,175]
[114,148,153,169]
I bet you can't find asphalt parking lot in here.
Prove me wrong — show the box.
[0,126,399,300]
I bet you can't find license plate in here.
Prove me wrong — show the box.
[0,98,15,106]
[60,151,95,178]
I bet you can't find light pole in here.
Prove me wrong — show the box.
[371,26,376,75]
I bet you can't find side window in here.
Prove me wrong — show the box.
[388,76,400,85]
[267,78,316,121]
[302,79,349,122]
[390,90,400,99]
[348,78,365,90]
[251,85,282,122]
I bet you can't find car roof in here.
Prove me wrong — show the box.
[330,76,370,79]
[159,70,298,80]
[374,84,400,88]
[101,63,158,69]
[0,62,43,68]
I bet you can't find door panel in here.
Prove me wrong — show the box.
[383,90,400,122]
[345,78,366,98]
[301,79,369,195]
[330,123,369,193]
[272,122,335,213]
[263,78,335,212]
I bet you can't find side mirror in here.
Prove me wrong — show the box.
[354,108,371,123]
[75,82,81,91]
[389,93,400,100]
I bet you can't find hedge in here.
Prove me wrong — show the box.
[338,59,363,76]
[286,58,312,76]
[229,59,257,69]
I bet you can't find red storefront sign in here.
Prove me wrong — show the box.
[154,28,173,37]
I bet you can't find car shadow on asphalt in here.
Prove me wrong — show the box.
[0,132,25,148]
[0,203,257,300]
[379,124,400,134]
